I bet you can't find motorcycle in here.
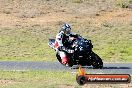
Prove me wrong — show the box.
[48,35,103,69]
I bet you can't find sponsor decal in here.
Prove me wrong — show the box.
[76,66,131,85]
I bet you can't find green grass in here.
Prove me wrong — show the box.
[72,0,83,3]
[0,70,79,88]
[0,23,132,62]
[129,0,132,3]
[0,27,56,61]
[116,0,132,8]
[92,25,132,62]
[0,70,131,88]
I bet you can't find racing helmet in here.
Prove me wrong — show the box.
[60,24,71,35]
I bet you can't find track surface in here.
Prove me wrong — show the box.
[0,61,132,74]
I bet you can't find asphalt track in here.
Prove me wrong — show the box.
[0,61,132,74]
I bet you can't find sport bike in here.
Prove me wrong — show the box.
[48,36,103,69]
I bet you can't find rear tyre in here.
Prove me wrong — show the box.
[90,52,103,69]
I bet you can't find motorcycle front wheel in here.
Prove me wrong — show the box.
[90,52,103,69]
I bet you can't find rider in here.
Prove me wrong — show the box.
[54,23,79,65]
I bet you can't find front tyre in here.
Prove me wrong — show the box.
[90,52,103,69]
